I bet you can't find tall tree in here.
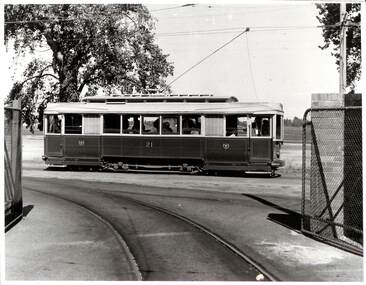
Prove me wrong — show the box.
[5,4,174,131]
[316,3,361,90]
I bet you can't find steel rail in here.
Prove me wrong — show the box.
[25,185,279,281]
[24,187,143,281]
[112,193,279,281]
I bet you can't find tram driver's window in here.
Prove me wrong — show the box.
[103,114,120,133]
[47,114,62,134]
[142,116,160,135]
[276,115,282,139]
[182,115,201,135]
[65,114,82,134]
[122,115,140,134]
[162,116,180,135]
[226,115,248,137]
[250,116,270,137]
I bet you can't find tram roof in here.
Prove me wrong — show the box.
[45,101,284,115]
[81,94,238,103]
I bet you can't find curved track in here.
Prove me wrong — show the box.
[24,179,277,281]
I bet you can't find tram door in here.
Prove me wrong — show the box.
[249,116,272,163]
[205,115,249,166]
[45,114,64,157]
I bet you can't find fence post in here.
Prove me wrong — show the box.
[5,99,23,230]
[343,94,362,243]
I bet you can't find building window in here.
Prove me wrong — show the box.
[103,114,120,133]
[65,114,82,134]
[250,116,271,137]
[205,115,223,136]
[182,115,201,135]
[122,115,140,134]
[226,115,248,137]
[47,115,62,134]
[162,116,180,135]
[142,116,160,134]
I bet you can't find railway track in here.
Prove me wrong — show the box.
[24,181,278,281]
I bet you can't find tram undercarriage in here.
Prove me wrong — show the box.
[43,155,283,176]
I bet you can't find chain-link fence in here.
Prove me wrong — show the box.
[302,106,362,255]
[5,100,23,230]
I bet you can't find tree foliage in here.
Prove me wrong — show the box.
[5,4,174,132]
[284,116,303,127]
[316,3,361,89]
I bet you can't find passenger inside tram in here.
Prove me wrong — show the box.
[251,117,270,136]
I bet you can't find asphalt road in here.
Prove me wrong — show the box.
[22,177,267,281]
[12,174,362,281]
[5,137,362,281]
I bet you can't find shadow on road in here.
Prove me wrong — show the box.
[5,205,33,233]
[241,193,302,233]
[23,205,34,217]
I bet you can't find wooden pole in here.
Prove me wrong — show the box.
[339,3,347,98]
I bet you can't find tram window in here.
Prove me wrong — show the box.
[47,114,62,134]
[205,115,224,136]
[226,115,248,137]
[103,114,120,133]
[276,115,282,139]
[250,116,270,137]
[84,114,100,134]
[122,115,140,134]
[182,115,201,135]
[142,116,160,134]
[162,116,180,135]
[65,114,82,134]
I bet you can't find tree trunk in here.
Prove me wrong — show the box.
[58,69,79,102]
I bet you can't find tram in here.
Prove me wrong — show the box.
[42,94,285,175]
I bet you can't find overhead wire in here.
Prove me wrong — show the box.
[155,24,359,37]
[160,28,250,92]
[244,34,258,100]
[150,4,196,12]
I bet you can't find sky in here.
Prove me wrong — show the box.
[146,2,352,118]
[3,1,362,119]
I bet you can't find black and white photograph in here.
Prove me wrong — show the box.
[2,0,364,282]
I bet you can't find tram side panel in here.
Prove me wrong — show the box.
[165,137,203,162]
[101,136,204,166]
[62,135,101,165]
[45,135,64,157]
[249,138,273,172]
[45,135,274,171]
[204,137,249,171]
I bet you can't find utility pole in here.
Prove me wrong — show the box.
[339,3,347,98]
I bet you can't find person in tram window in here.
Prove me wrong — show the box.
[189,119,199,134]
[182,117,192,134]
[153,118,160,134]
[252,117,263,136]
[162,121,173,133]
[132,117,140,133]
[261,119,270,136]
[49,115,61,133]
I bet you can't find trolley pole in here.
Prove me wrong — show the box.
[339,3,347,98]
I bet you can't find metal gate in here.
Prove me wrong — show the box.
[5,100,23,231]
[301,106,362,255]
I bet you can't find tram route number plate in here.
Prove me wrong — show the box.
[145,141,153,148]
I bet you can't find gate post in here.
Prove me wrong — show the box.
[4,99,23,230]
[343,94,362,243]
[310,93,344,238]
